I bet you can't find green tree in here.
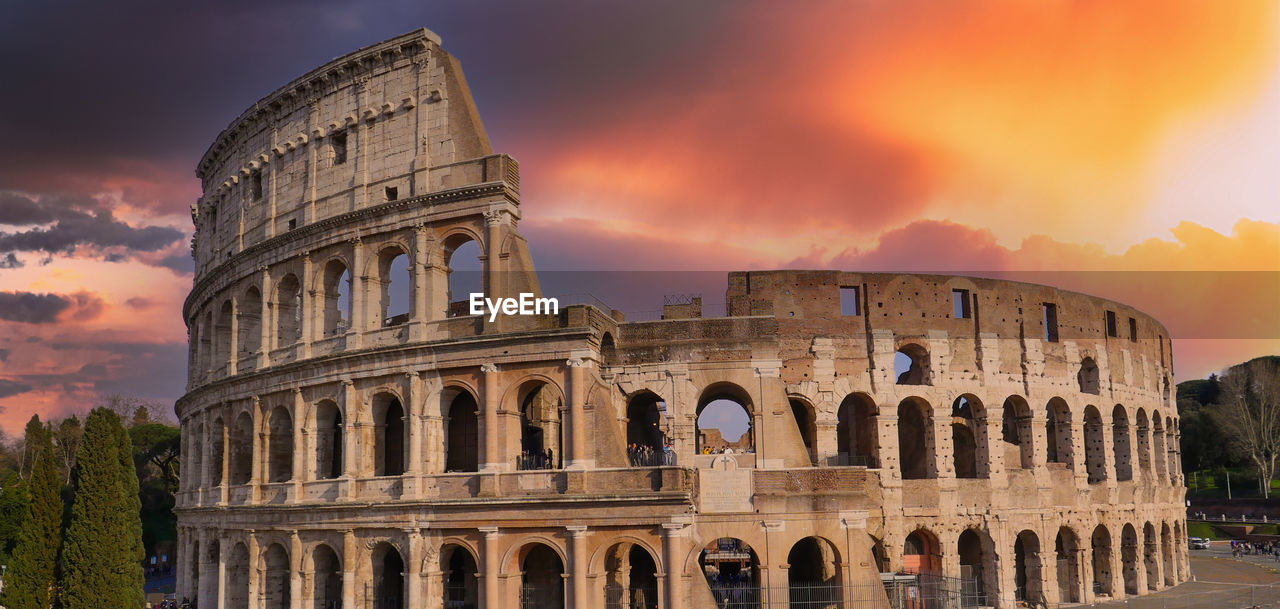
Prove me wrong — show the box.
[129,423,180,493]
[0,473,29,565]
[1,416,62,609]
[59,408,144,609]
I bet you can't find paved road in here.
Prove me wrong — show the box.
[1082,543,1280,609]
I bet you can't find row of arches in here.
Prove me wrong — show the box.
[190,237,482,378]
[893,346,1111,398]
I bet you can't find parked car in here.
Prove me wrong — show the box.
[1189,537,1211,549]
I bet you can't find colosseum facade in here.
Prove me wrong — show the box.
[174,28,1190,609]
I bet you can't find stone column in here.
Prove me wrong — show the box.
[198,528,214,607]
[405,372,423,495]
[566,359,589,469]
[349,238,365,338]
[480,364,501,471]
[412,224,429,330]
[293,388,306,495]
[290,531,303,609]
[220,405,231,504]
[405,528,422,609]
[342,529,357,609]
[480,527,501,609]
[227,297,239,376]
[201,409,213,505]
[568,526,589,609]
[247,530,261,609]
[662,523,688,609]
[217,532,229,609]
[250,397,263,502]
[299,252,313,359]
[342,380,358,478]
[483,210,502,301]
[259,267,272,364]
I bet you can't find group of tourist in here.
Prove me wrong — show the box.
[627,443,675,467]
[148,598,192,609]
[517,448,555,470]
[1231,540,1280,561]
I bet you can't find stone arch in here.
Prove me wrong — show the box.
[958,528,995,606]
[310,543,342,609]
[215,300,233,371]
[951,394,987,479]
[1112,405,1133,481]
[696,382,755,454]
[1014,530,1045,604]
[787,536,842,606]
[262,542,291,609]
[230,410,254,485]
[443,231,483,317]
[190,420,204,491]
[1135,408,1152,473]
[210,415,226,486]
[836,392,878,467]
[1120,524,1140,596]
[370,541,406,609]
[374,243,411,326]
[198,310,212,374]
[1055,526,1082,604]
[240,286,263,355]
[626,391,667,459]
[902,528,940,575]
[509,541,566,609]
[443,385,479,472]
[226,541,250,608]
[204,539,222,608]
[699,537,760,607]
[442,543,479,609]
[314,400,343,480]
[600,332,618,367]
[600,539,660,609]
[370,392,406,477]
[319,257,351,337]
[1091,525,1114,597]
[1001,395,1034,470]
[1143,522,1159,591]
[1161,522,1174,586]
[1083,405,1107,483]
[1078,356,1101,394]
[509,376,565,469]
[1165,415,1177,482]
[275,273,302,346]
[869,535,889,573]
[788,396,818,465]
[1046,397,1073,468]
[894,342,930,385]
[897,397,934,480]
[266,405,293,483]
[1152,413,1167,479]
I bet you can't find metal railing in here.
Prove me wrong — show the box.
[695,574,983,609]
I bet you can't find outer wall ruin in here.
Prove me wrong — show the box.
[174,28,1189,609]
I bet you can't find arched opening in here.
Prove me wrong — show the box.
[190,539,200,601]
[696,384,754,455]
[789,398,818,465]
[312,544,342,609]
[215,300,233,371]
[199,311,212,373]
[894,344,930,385]
[1045,398,1073,468]
[205,541,221,608]
[902,529,939,575]
[788,536,841,607]
[836,393,877,467]
[444,389,479,472]
[951,395,984,479]
[700,538,760,607]
[321,259,351,336]
[1083,406,1106,483]
[445,238,482,317]
[210,417,225,486]
[1113,405,1133,482]
[230,411,253,485]
[1120,524,1139,596]
[372,394,405,477]
[1143,523,1159,591]
[240,287,263,355]
[1078,357,1100,395]
[276,273,301,346]
[190,422,204,491]
[263,543,291,609]
[372,542,405,609]
[600,333,618,367]
[442,544,479,609]
[870,536,889,574]
[957,530,990,607]
[266,406,293,483]
[626,392,667,467]
[517,381,563,470]
[226,542,249,608]
[1135,409,1151,473]
[1165,417,1178,482]
[1091,525,1113,597]
[897,398,933,480]
[1055,527,1081,604]
[603,542,658,609]
[1001,396,1034,470]
[314,401,343,480]
[1152,414,1167,479]
[1161,522,1174,586]
[377,247,411,326]
[520,544,565,609]
[1014,530,1043,604]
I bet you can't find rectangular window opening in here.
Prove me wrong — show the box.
[952,289,971,319]
[288,218,297,231]
[331,131,348,165]
[385,186,398,201]
[250,170,263,200]
[1106,310,1118,337]
[1128,317,1137,342]
[1042,303,1059,342]
[839,286,860,316]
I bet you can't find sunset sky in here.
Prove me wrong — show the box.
[1,1,1277,434]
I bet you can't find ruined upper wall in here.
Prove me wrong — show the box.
[189,29,501,278]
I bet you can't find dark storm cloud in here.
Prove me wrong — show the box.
[158,253,194,274]
[0,380,30,399]
[0,254,21,269]
[0,349,9,362]
[0,292,72,324]
[0,192,183,257]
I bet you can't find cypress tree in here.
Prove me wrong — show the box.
[0,416,58,609]
[59,408,144,609]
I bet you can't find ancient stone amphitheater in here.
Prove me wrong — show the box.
[174,28,1189,609]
